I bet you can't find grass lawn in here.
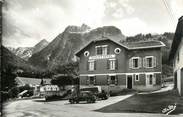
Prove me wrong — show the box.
[96,90,183,115]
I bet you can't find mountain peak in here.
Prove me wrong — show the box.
[34,39,48,47]
[64,24,91,33]
[40,39,48,43]
[33,39,49,54]
[29,25,125,69]
[94,26,122,34]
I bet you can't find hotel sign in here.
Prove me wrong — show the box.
[89,54,116,60]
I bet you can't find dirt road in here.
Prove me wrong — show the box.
[3,94,181,117]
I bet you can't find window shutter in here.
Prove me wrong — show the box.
[143,58,146,68]
[133,74,135,79]
[94,76,96,85]
[115,76,118,85]
[107,60,110,69]
[94,61,96,70]
[153,74,156,85]
[86,76,89,85]
[87,61,89,70]
[115,59,118,70]
[129,58,132,68]
[107,46,110,54]
[139,57,142,68]
[153,57,156,67]
[107,75,110,85]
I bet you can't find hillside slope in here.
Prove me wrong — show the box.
[29,24,125,70]
[2,46,30,71]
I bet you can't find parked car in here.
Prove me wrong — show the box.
[80,86,108,100]
[18,90,33,98]
[95,90,108,100]
[69,91,96,104]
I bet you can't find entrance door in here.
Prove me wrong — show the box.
[127,75,133,89]
[174,72,177,89]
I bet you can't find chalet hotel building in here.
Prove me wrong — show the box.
[76,37,165,93]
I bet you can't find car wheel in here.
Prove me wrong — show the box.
[92,100,95,103]
[45,97,48,101]
[87,99,91,103]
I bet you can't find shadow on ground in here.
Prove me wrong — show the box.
[95,89,183,115]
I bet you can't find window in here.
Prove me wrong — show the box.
[129,57,141,69]
[87,76,96,85]
[110,59,116,70]
[96,45,108,55]
[89,76,95,85]
[88,60,95,71]
[103,46,108,55]
[135,74,139,81]
[110,76,116,84]
[84,51,90,57]
[108,75,118,85]
[114,48,121,54]
[107,59,117,70]
[133,59,138,68]
[146,74,156,85]
[149,74,153,85]
[146,57,153,67]
[143,56,156,68]
[96,46,102,55]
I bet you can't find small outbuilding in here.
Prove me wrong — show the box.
[15,77,51,96]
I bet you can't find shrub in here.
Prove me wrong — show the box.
[8,87,19,98]
[1,91,10,102]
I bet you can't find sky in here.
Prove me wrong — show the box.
[2,0,183,48]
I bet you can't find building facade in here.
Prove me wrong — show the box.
[76,37,165,93]
[169,16,183,96]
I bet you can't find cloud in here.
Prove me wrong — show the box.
[104,0,134,20]
[2,0,106,47]
[70,0,105,28]
[3,0,72,47]
[170,0,183,20]
[2,0,183,47]
[105,17,149,36]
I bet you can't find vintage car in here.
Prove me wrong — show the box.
[69,91,96,104]
[95,90,108,100]
[80,86,108,100]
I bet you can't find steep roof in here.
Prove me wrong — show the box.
[75,36,128,56]
[16,77,51,86]
[169,16,183,60]
[122,40,165,50]
[75,36,165,56]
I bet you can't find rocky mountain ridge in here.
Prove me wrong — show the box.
[7,39,49,61]
[29,24,126,70]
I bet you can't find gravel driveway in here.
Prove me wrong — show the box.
[3,94,182,117]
